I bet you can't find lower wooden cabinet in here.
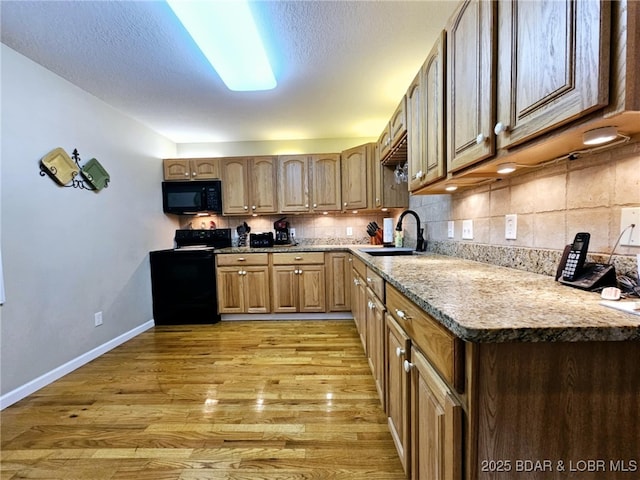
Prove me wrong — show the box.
[271,252,325,313]
[386,314,411,475]
[216,254,270,313]
[366,288,386,409]
[407,345,462,480]
[325,251,351,312]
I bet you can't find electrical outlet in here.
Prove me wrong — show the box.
[505,214,517,240]
[94,311,103,327]
[447,221,454,239]
[290,228,296,237]
[462,220,473,240]
[620,208,640,246]
[346,227,353,236]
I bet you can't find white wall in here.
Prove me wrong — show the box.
[0,45,178,400]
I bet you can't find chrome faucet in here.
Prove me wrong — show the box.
[396,209,426,252]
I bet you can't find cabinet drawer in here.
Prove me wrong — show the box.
[272,252,325,265]
[387,284,464,391]
[365,267,384,301]
[216,253,269,266]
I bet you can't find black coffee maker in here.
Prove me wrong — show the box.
[274,217,291,245]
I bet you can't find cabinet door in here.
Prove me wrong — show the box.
[278,155,309,213]
[310,154,342,212]
[410,346,462,480]
[191,158,219,180]
[386,315,411,475]
[367,291,385,407]
[341,144,371,211]
[326,252,351,312]
[216,267,245,313]
[244,266,270,313]
[495,0,610,149]
[421,31,447,186]
[407,69,424,191]
[447,0,496,173]
[221,157,250,214]
[271,266,298,313]
[249,156,278,214]
[378,126,392,161]
[352,271,368,352]
[298,264,326,313]
[163,159,191,181]
[389,97,407,147]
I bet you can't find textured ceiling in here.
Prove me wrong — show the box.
[1,0,459,144]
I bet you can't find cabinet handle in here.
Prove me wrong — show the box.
[367,300,374,310]
[395,309,411,320]
[237,257,246,262]
[295,256,302,260]
[396,347,405,358]
[403,360,413,373]
[416,170,423,179]
[476,133,487,144]
[366,277,372,283]
[494,122,509,135]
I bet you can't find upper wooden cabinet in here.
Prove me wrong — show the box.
[163,158,220,181]
[378,97,408,163]
[408,31,447,192]
[446,0,497,173]
[279,154,342,213]
[341,143,373,211]
[494,0,610,150]
[221,156,278,215]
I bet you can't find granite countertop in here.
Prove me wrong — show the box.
[215,245,640,343]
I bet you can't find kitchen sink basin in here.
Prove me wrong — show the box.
[359,247,415,256]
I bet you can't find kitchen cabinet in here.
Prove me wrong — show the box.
[341,143,373,211]
[408,31,446,191]
[278,154,341,213]
[446,0,496,173]
[494,0,610,150]
[271,252,325,313]
[163,158,219,181]
[325,251,351,312]
[365,267,385,407]
[406,345,462,480]
[373,149,409,210]
[386,314,411,475]
[378,97,408,164]
[351,255,368,352]
[216,253,270,313]
[221,156,278,215]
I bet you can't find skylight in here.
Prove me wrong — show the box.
[167,0,277,92]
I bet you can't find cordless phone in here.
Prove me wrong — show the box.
[562,232,590,281]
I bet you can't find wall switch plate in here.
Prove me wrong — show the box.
[94,311,103,327]
[447,221,454,239]
[346,227,353,236]
[505,214,517,240]
[620,208,640,246]
[462,220,473,240]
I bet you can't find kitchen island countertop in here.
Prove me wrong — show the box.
[215,245,640,343]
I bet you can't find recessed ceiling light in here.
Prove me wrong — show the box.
[167,0,276,92]
[497,162,517,174]
[582,126,618,146]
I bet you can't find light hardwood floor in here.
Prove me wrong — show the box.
[1,320,405,479]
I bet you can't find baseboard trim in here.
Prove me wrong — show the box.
[0,320,155,410]
[221,312,354,321]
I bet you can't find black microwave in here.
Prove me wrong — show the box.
[162,180,222,215]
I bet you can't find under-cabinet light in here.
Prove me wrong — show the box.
[497,162,517,174]
[582,126,618,146]
[167,0,276,91]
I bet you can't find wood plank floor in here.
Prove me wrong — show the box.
[1,320,405,479]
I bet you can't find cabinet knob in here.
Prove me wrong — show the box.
[237,257,246,262]
[416,170,423,179]
[494,122,509,135]
[184,172,189,177]
[243,206,249,210]
[476,133,487,144]
[192,172,197,176]
[366,277,372,283]
[367,300,374,310]
[353,278,360,286]
[344,202,347,207]
[403,360,413,373]
[395,309,411,320]
[312,203,316,208]
[251,205,256,210]
[396,347,405,358]
[295,256,302,261]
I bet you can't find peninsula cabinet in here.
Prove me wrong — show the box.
[351,256,368,352]
[163,158,219,181]
[216,253,270,313]
[220,156,278,215]
[271,252,325,313]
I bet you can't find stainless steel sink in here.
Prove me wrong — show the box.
[359,247,415,256]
